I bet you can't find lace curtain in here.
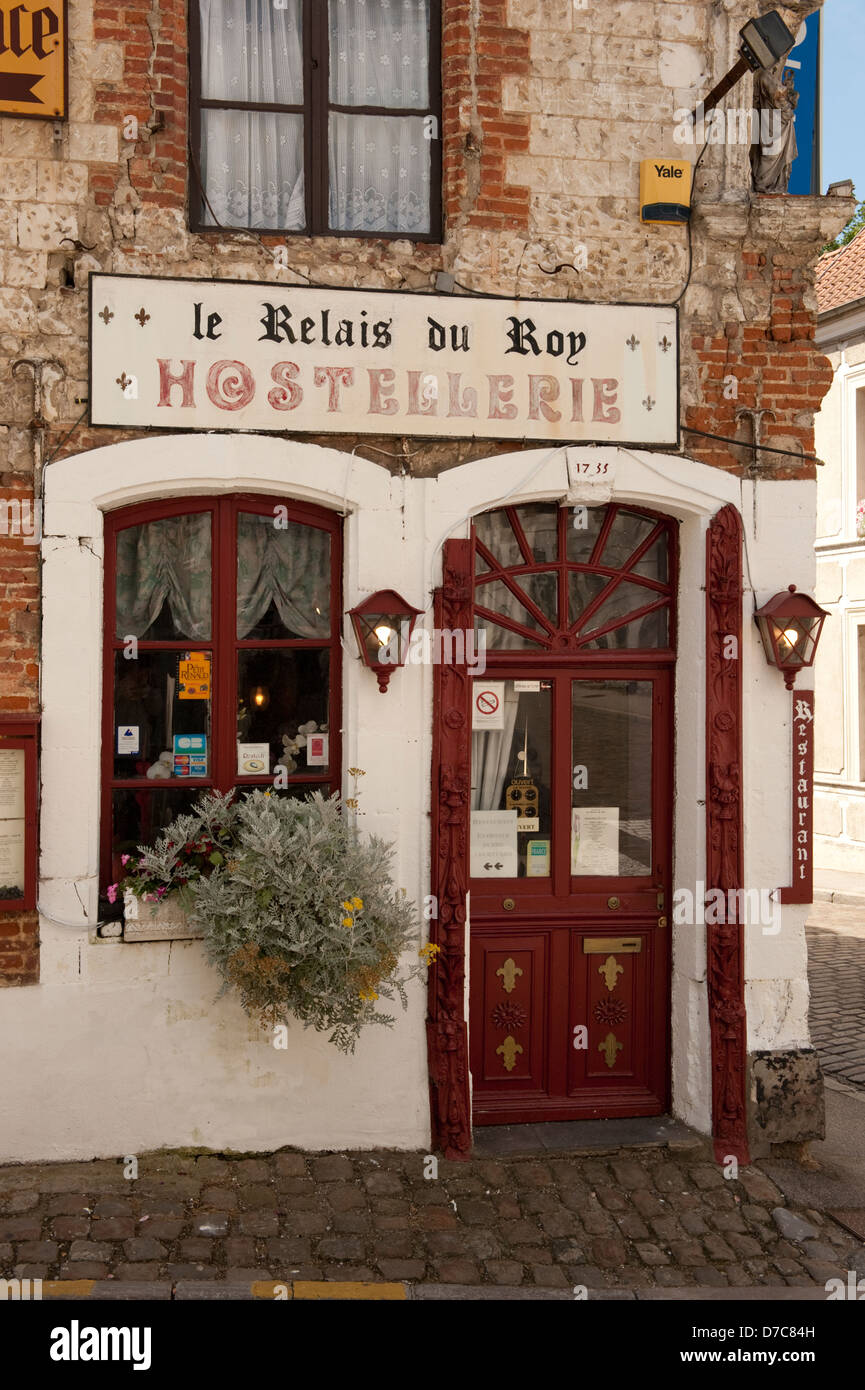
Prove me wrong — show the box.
[198,0,431,233]
[199,0,305,228]
[115,514,331,642]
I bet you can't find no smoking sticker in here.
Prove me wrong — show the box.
[472,681,505,730]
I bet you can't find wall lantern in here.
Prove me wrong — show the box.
[348,590,423,693]
[754,585,829,690]
[692,9,796,122]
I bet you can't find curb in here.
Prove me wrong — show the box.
[27,1280,836,1302]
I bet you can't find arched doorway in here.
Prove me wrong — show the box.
[466,500,677,1123]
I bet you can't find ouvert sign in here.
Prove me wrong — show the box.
[89,273,679,446]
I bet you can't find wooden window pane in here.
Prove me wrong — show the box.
[200,110,305,229]
[236,512,331,639]
[237,649,330,777]
[115,514,212,641]
[328,0,430,108]
[199,0,304,104]
[328,112,431,234]
[113,652,213,779]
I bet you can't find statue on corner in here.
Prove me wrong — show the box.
[751,63,799,194]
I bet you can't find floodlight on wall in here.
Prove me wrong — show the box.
[691,9,796,123]
[348,590,423,693]
[753,585,829,690]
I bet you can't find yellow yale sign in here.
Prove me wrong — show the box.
[0,0,66,118]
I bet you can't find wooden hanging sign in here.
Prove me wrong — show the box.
[0,0,67,118]
[779,689,814,904]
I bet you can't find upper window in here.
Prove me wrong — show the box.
[473,503,676,653]
[190,0,441,239]
[102,496,341,889]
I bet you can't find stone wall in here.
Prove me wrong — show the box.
[0,0,853,985]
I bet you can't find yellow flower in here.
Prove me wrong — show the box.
[419,942,442,966]
[358,988,379,1002]
[341,900,353,911]
[351,896,363,910]
[342,916,353,928]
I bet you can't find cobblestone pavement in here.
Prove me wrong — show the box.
[807,902,865,1089]
[1,1135,862,1291]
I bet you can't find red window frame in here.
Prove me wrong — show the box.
[0,715,40,913]
[100,494,342,890]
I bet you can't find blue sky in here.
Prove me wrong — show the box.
[822,0,864,198]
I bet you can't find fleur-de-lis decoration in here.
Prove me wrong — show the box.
[134,307,150,327]
[116,372,131,392]
[98,305,114,325]
[599,1031,623,1069]
[643,396,656,412]
[496,957,523,994]
[659,334,672,353]
[625,334,640,351]
[496,1035,523,1072]
[599,954,623,993]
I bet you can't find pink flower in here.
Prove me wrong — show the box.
[156,886,167,899]
[106,884,118,903]
[121,854,131,866]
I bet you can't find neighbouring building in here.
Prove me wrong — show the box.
[814,228,865,885]
[0,0,852,1164]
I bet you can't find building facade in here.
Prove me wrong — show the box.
[0,0,851,1162]
[814,229,865,882]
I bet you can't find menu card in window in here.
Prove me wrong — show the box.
[0,748,25,897]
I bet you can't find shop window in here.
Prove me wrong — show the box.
[102,496,341,888]
[189,0,441,239]
[473,502,676,653]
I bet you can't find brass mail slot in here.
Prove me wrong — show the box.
[582,937,643,955]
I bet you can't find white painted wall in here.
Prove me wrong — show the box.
[0,436,816,1160]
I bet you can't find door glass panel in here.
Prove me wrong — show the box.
[476,579,549,636]
[237,512,331,640]
[514,504,558,562]
[113,651,212,779]
[474,618,544,651]
[600,511,657,569]
[566,505,606,563]
[568,571,607,628]
[582,609,669,651]
[514,572,557,626]
[115,514,211,640]
[629,534,668,583]
[471,683,552,878]
[237,649,330,777]
[579,580,661,641]
[571,681,652,876]
[474,510,524,569]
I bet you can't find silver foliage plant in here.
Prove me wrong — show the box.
[187,789,423,1054]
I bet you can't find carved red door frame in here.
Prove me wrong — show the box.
[427,538,473,1160]
[705,505,750,1165]
[428,511,750,1163]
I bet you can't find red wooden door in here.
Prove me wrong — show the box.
[466,503,675,1123]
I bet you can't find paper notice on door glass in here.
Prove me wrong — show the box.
[470,810,518,877]
[0,819,25,895]
[0,749,25,819]
[472,682,505,730]
[571,807,619,875]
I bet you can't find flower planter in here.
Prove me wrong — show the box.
[122,889,204,942]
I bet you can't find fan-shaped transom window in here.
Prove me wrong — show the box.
[473,502,675,652]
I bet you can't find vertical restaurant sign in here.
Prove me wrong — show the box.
[780,690,814,904]
[89,273,679,446]
[0,0,66,118]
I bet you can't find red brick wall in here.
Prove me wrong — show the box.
[684,245,832,480]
